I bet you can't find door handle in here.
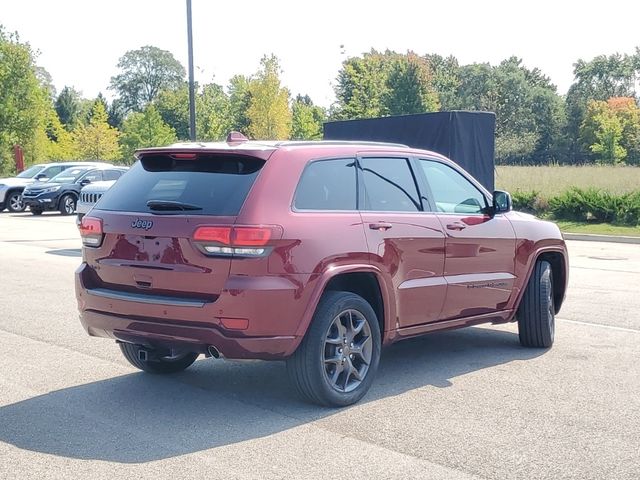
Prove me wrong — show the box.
[446,222,467,231]
[369,222,393,231]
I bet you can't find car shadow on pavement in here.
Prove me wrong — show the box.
[0,326,545,464]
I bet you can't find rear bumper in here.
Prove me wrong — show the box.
[79,309,297,360]
[75,262,307,359]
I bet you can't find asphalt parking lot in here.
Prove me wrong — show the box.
[0,212,638,480]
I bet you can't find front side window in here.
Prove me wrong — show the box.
[419,160,487,214]
[294,159,357,210]
[359,157,421,212]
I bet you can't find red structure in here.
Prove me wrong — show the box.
[13,145,24,173]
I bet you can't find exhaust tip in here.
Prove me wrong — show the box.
[207,345,220,359]
[138,349,148,362]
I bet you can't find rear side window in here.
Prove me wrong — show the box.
[359,157,421,212]
[294,159,357,210]
[97,155,265,216]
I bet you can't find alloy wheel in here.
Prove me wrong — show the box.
[323,309,373,393]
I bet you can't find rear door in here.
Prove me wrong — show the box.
[415,158,516,319]
[358,155,447,328]
[83,153,266,301]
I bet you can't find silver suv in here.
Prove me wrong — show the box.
[0,162,108,212]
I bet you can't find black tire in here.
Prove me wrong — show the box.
[30,207,43,216]
[119,343,199,374]
[517,260,555,348]
[287,291,381,407]
[59,194,76,215]
[6,191,26,213]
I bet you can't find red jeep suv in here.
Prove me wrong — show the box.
[76,137,568,406]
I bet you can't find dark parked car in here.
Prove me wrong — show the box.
[76,136,569,406]
[0,161,107,213]
[23,165,127,215]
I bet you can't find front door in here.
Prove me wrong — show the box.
[358,156,447,328]
[415,158,516,319]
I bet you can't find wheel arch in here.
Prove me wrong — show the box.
[515,248,568,315]
[291,265,395,354]
[57,191,78,208]
[536,251,567,314]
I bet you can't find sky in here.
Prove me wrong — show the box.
[3,0,640,108]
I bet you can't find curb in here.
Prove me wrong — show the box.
[563,232,640,245]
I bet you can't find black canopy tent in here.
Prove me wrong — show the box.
[323,111,496,191]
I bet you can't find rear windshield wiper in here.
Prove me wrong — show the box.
[146,200,203,211]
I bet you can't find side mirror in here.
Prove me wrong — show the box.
[492,190,512,214]
[35,173,48,181]
[80,178,91,186]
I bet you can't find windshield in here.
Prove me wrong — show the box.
[49,168,92,184]
[16,165,45,179]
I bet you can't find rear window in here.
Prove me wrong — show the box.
[97,154,265,216]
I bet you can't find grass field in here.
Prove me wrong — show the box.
[495,165,640,196]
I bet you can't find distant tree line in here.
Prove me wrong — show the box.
[1,24,640,173]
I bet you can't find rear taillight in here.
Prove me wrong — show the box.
[192,225,279,257]
[79,216,104,247]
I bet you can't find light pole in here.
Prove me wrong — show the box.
[186,0,196,141]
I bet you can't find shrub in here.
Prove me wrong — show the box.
[548,188,640,226]
[511,190,540,214]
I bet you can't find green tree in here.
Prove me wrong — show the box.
[425,54,460,111]
[110,45,185,112]
[0,27,49,172]
[55,86,82,130]
[247,55,292,139]
[383,52,439,115]
[455,57,565,164]
[607,97,640,165]
[107,98,126,129]
[155,84,190,139]
[581,98,640,165]
[332,50,391,120]
[589,110,626,164]
[565,50,640,162]
[72,102,120,161]
[156,81,231,140]
[120,104,176,162]
[291,94,325,140]
[227,75,252,135]
[198,83,230,141]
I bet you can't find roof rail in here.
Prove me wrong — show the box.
[276,140,410,148]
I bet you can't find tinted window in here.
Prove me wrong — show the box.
[17,165,45,178]
[81,170,104,183]
[43,166,65,178]
[97,155,264,216]
[419,160,487,214]
[294,159,356,210]
[103,169,124,181]
[49,167,93,183]
[359,157,420,212]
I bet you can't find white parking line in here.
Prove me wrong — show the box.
[559,318,640,333]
